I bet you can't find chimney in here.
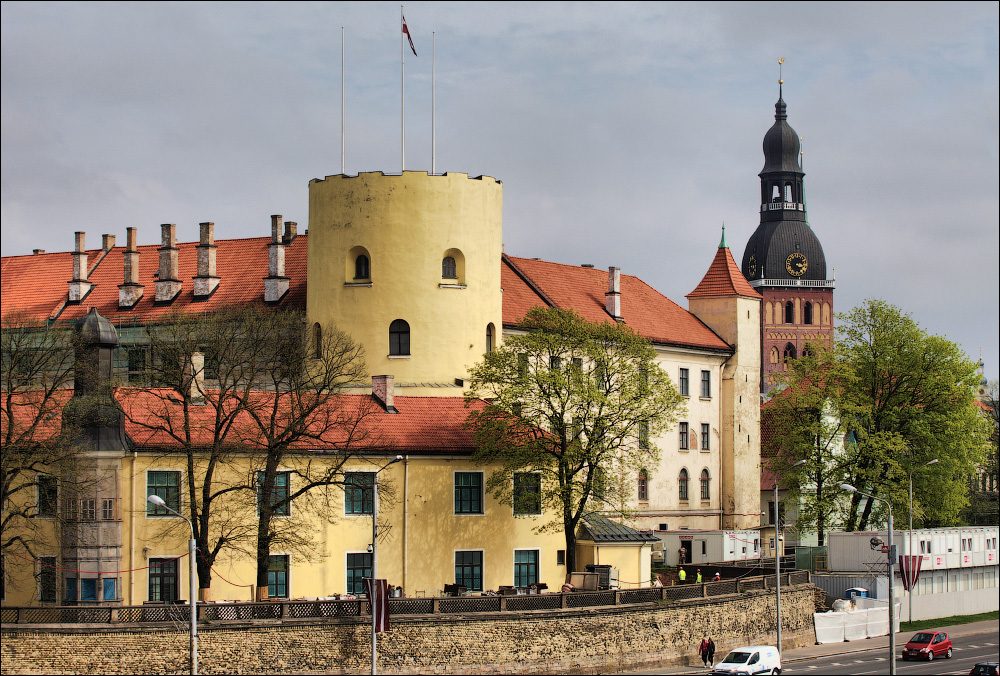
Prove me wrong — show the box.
[119,227,144,307]
[68,232,92,302]
[264,214,290,302]
[154,224,182,302]
[372,375,397,412]
[187,351,206,405]
[193,222,220,298]
[102,234,116,251]
[283,220,298,245]
[605,266,622,321]
[33,249,45,255]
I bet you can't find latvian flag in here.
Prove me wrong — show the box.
[402,15,417,56]
[363,578,390,632]
[899,555,923,592]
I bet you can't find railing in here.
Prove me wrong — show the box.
[1,570,812,626]
[750,278,835,288]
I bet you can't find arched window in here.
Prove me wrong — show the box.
[313,323,322,360]
[355,255,370,280]
[784,183,793,203]
[486,323,495,353]
[771,185,781,202]
[700,469,711,501]
[442,256,457,279]
[389,319,410,356]
[803,301,813,325]
[783,342,796,361]
[638,469,648,502]
[785,301,794,324]
[802,346,812,358]
[678,469,689,502]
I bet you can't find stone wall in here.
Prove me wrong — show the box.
[0,585,815,675]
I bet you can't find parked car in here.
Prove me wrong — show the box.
[901,631,952,661]
[710,645,781,675]
[969,662,999,676]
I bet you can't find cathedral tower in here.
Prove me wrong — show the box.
[741,83,835,391]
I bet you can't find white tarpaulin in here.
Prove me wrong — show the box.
[813,602,900,644]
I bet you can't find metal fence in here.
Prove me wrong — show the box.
[1,570,811,626]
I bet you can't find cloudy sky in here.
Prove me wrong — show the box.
[3,2,998,378]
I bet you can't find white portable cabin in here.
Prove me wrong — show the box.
[827,526,999,573]
[658,530,762,567]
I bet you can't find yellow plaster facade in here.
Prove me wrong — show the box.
[307,172,503,395]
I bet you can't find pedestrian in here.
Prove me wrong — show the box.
[696,568,703,583]
[699,637,710,667]
[707,638,716,667]
[678,546,687,565]
[678,567,687,584]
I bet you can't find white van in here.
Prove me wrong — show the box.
[710,645,781,675]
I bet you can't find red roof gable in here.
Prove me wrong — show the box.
[502,254,731,352]
[1,236,307,324]
[687,246,761,299]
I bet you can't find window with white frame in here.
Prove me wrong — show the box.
[455,551,483,591]
[512,472,541,516]
[146,471,181,516]
[514,550,539,587]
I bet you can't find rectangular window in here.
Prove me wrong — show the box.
[514,550,539,587]
[638,420,650,450]
[148,558,179,602]
[454,472,483,514]
[267,555,289,599]
[103,577,117,602]
[767,501,786,526]
[549,355,561,370]
[518,353,529,380]
[65,577,76,602]
[102,498,118,521]
[344,472,374,515]
[679,422,689,450]
[257,471,291,516]
[701,370,711,398]
[638,470,648,501]
[454,551,483,591]
[39,556,57,603]
[81,578,97,602]
[679,368,689,396]
[346,552,372,595]
[700,423,710,451]
[556,550,566,566]
[37,475,58,517]
[513,473,541,516]
[127,347,149,385]
[146,471,181,516]
[81,499,96,521]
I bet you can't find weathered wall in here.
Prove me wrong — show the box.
[0,586,815,675]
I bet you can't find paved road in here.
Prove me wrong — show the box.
[627,620,998,675]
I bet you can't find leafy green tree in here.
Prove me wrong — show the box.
[769,300,989,534]
[465,307,684,573]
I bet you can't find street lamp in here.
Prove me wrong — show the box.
[775,458,806,654]
[842,483,896,675]
[147,494,198,676]
[370,455,403,676]
[908,459,938,622]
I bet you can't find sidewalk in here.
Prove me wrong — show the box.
[646,619,998,674]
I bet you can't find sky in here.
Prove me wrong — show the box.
[2,2,998,379]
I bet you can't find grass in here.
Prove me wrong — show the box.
[900,610,998,633]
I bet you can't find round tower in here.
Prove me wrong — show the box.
[307,171,503,395]
[741,84,835,391]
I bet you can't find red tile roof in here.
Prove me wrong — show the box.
[1,236,307,324]
[8,388,484,454]
[3,237,731,353]
[502,254,731,352]
[686,246,761,300]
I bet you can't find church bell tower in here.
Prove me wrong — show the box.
[741,74,835,392]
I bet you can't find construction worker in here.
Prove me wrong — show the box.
[678,567,687,584]
[696,568,703,583]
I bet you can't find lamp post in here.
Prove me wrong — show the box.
[370,455,403,676]
[147,494,197,676]
[908,458,938,622]
[842,483,895,675]
[775,458,806,653]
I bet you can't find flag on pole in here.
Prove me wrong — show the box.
[363,578,390,632]
[402,15,417,56]
[898,555,923,592]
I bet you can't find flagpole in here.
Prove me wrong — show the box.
[341,26,345,175]
[431,31,435,175]
[401,5,405,173]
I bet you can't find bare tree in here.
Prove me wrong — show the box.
[1,312,75,584]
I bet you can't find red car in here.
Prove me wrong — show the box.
[901,631,953,661]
